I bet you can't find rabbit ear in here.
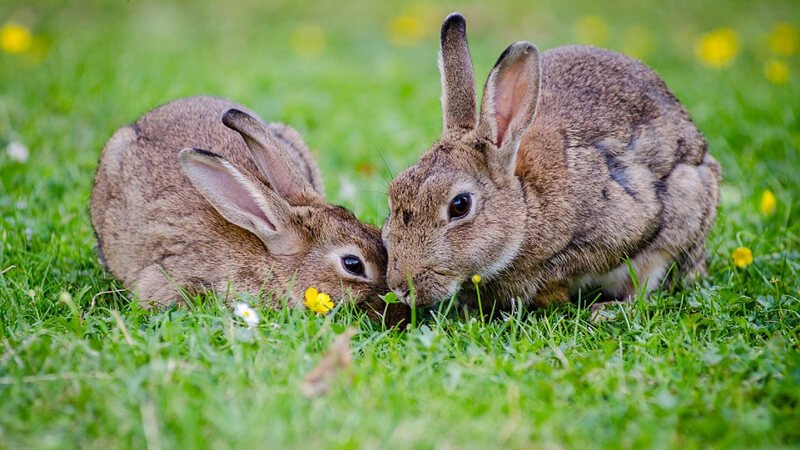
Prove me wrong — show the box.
[222,109,322,206]
[439,12,478,134]
[179,148,300,255]
[477,42,542,176]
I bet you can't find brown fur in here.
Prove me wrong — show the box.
[383,14,721,308]
[91,96,409,324]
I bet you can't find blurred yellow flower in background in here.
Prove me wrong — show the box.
[291,24,325,57]
[575,16,609,47]
[732,247,753,269]
[388,15,424,47]
[759,190,777,215]
[695,28,740,68]
[764,59,790,84]
[1,22,32,54]
[387,3,439,47]
[767,23,797,56]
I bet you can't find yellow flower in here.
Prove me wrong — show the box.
[759,190,777,215]
[387,14,424,47]
[695,28,740,68]
[1,22,32,54]
[386,3,439,48]
[575,16,609,47]
[304,287,334,315]
[764,60,790,84]
[291,24,325,57]
[732,247,753,269]
[471,274,481,284]
[768,23,797,56]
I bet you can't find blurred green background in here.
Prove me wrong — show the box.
[1,1,798,449]
[2,0,798,225]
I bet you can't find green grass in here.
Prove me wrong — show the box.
[1,0,799,448]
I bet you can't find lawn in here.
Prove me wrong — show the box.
[1,0,799,449]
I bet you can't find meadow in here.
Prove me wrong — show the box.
[1,0,798,448]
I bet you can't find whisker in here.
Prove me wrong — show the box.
[367,139,395,182]
[356,189,389,195]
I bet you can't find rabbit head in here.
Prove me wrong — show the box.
[180,109,392,312]
[383,13,541,306]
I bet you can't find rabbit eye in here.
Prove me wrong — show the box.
[448,193,472,220]
[341,255,366,277]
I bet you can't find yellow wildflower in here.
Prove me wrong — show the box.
[695,28,740,68]
[471,274,481,284]
[764,60,790,84]
[387,14,424,47]
[1,22,32,54]
[732,247,753,269]
[386,3,438,48]
[767,23,797,56]
[759,190,777,215]
[575,16,609,47]
[304,287,334,315]
[291,24,325,57]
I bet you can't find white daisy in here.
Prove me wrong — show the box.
[7,141,29,163]
[338,176,357,203]
[234,302,260,328]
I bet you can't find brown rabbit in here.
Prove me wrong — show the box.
[383,14,721,309]
[91,96,407,323]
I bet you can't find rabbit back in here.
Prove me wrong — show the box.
[91,97,318,303]
[516,46,720,300]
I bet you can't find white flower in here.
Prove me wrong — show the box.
[7,141,29,163]
[338,176,357,202]
[234,302,260,328]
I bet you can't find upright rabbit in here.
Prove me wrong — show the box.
[91,96,402,320]
[383,14,720,308]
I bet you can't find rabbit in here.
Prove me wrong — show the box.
[91,96,409,324]
[382,13,721,310]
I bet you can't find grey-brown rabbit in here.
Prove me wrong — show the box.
[383,14,721,309]
[91,96,407,322]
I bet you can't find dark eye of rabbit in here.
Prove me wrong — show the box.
[448,193,472,220]
[342,255,366,277]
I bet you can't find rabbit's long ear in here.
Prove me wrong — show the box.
[222,109,322,206]
[180,148,300,255]
[439,13,478,134]
[477,41,541,178]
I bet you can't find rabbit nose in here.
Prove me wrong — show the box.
[388,273,410,300]
[392,287,410,301]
